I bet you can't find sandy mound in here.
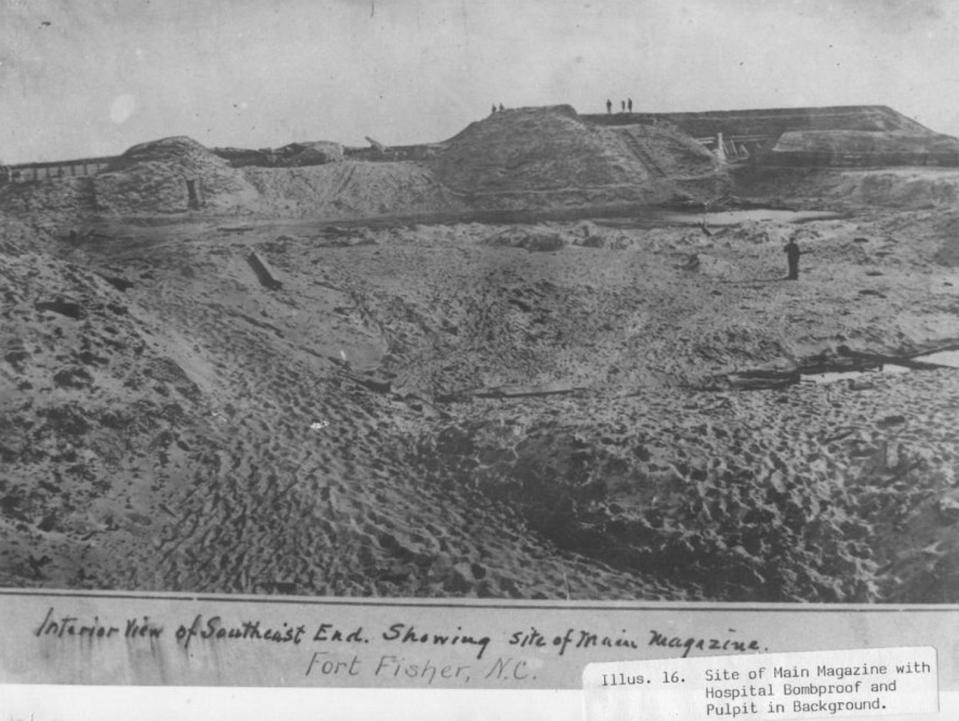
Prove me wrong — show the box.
[932,212,959,266]
[431,105,726,210]
[244,161,463,219]
[275,141,344,166]
[0,245,212,588]
[93,136,260,215]
[216,141,344,168]
[679,252,739,278]
[733,164,959,211]
[607,123,722,177]
[0,214,52,255]
[834,168,959,208]
[0,178,96,232]
[598,105,936,138]
[772,130,959,164]
[243,106,727,221]
[481,222,666,253]
[434,105,635,192]
[841,105,935,133]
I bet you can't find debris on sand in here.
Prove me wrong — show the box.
[349,371,392,394]
[472,381,585,399]
[246,250,283,290]
[483,226,565,252]
[35,298,86,320]
[313,226,377,247]
[938,494,959,524]
[98,274,135,292]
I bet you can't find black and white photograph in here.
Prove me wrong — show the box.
[3,0,959,606]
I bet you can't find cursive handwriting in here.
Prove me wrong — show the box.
[34,607,120,639]
[175,614,307,649]
[382,622,491,660]
[648,629,764,658]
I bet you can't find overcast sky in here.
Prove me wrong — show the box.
[2,0,959,164]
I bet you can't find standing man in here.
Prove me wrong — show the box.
[628,97,633,112]
[606,98,612,114]
[784,236,801,280]
[621,100,626,112]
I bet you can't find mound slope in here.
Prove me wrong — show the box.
[244,161,463,219]
[93,136,259,215]
[771,130,959,164]
[0,245,211,588]
[432,105,726,209]
[0,177,96,231]
[589,105,938,137]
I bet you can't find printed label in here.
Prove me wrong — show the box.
[583,646,938,721]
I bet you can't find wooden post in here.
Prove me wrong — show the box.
[186,178,200,209]
[715,132,727,162]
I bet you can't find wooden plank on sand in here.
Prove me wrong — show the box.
[247,251,283,290]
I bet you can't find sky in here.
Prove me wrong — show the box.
[2,0,959,164]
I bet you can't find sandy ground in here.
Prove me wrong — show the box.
[2,199,958,601]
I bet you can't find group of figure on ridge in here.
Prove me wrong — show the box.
[606,98,634,113]
[490,99,637,114]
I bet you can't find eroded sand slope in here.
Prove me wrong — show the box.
[2,206,958,600]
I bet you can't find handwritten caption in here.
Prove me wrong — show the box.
[31,606,765,687]
[584,647,938,721]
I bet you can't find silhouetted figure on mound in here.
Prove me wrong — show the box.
[606,99,612,114]
[628,97,633,112]
[491,104,497,114]
[621,100,626,112]
[785,237,801,279]
[499,103,505,112]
